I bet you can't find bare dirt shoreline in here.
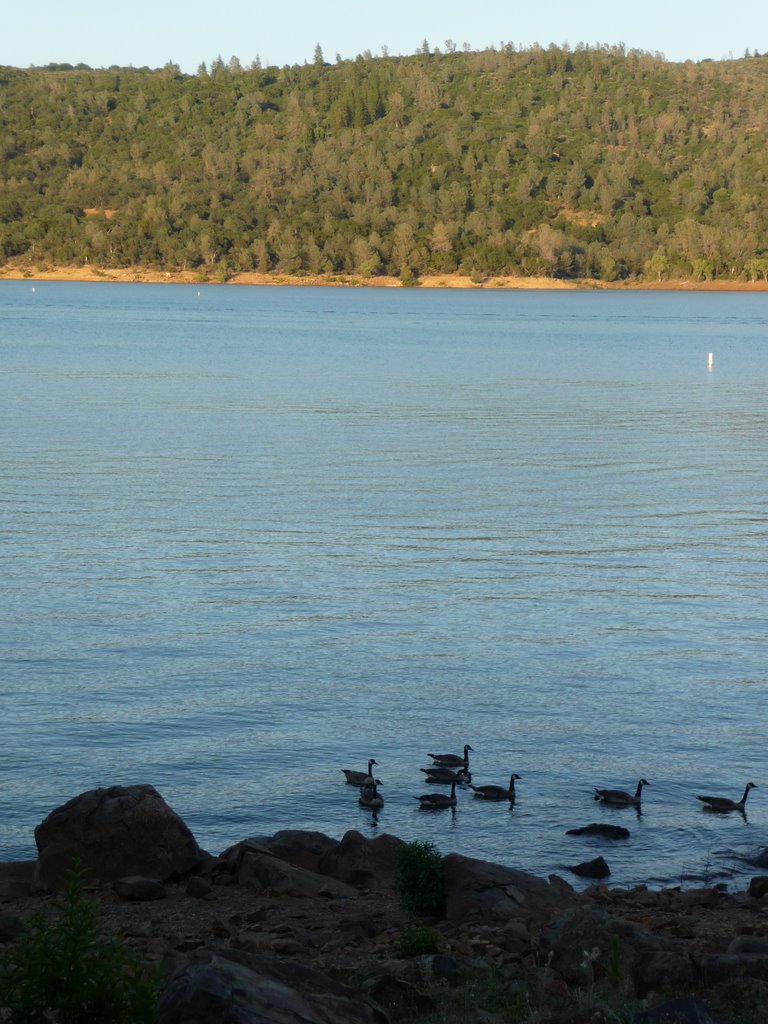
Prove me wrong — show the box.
[1,263,767,291]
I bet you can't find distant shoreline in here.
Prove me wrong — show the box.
[1,263,767,291]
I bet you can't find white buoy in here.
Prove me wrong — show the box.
[708,352,714,370]
[32,286,35,293]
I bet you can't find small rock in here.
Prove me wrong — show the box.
[633,994,718,1023]
[0,862,37,898]
[428,954,466,983]
[361,974,434,1015]
[567,856,610,879]
[173,936,206,952]
[749,876,768,899]
[271,938,306,955]
[633,951,697,997]
[112,876,166,901]
[501,919,530,944]
[0,914,25,941]
[680,888,720,908]
[694,952,768,984]
[235,931,275,954]
[186,876,213,899]
[727,935,768,955]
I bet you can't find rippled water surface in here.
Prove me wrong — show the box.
[2,281,767,888]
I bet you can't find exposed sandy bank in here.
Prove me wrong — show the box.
[1,262,767,291]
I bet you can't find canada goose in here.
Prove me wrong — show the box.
[594,778,649,806]
[419,766,471,784]
[415,779,458,809]
[427,744,473,768]
[470,773,521,801]
[358,779,384,809]
[342,759,377,787]
[697,782,756,812]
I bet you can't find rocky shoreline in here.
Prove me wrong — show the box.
[2,784,768,1023]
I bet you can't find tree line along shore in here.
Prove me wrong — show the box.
[1,45,768,286]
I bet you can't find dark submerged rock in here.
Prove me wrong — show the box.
[567,855,611,878]
[744,848,768,869]
[566,823,630,839]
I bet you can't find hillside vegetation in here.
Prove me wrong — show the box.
[1,45,768,283]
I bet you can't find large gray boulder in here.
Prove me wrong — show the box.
[540,904,676,988]
[156,948,388,1024]
[235,830,341,874]
[318,830,404,889]
[34,784,203,889]
[227,840,359,900]
[442,852,580,926]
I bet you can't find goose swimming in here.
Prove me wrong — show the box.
[358,779,384,809]
[594,778,649,806]
[470,773,521,801]
[427,744,472,769]
[342,759,378,787]
[696,782,756,813]
[415,779,458,809]
[420,766,471,784]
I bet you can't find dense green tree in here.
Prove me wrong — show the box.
[1,47,767,281]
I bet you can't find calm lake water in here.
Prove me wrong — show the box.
[2,280,767,889]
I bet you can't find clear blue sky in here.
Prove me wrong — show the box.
[4,1,766,72]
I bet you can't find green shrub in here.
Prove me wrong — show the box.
[399,268,421,287]
[398,923,442,957]
[0,863,158,1024]
[394,839,445,918]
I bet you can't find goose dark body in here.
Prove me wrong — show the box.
[427,744,473,768]
[697,782,756,812]
[470,773,521,801]
[342,758,378,787]
[358,778,384,809]
[594,778,649,806]
[415,779,458,809]
[420,766,471,784]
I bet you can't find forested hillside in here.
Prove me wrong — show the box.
[1,45,768,282]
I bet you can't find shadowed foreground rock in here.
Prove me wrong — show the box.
[34,784,204,889]
[156,948,388,1024]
